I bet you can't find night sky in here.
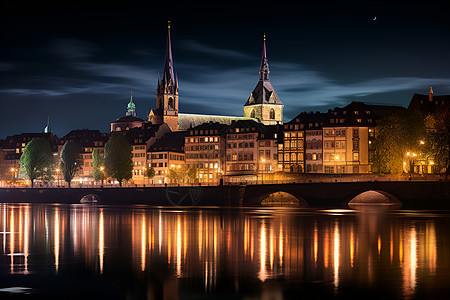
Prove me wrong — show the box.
[1,0,450,139]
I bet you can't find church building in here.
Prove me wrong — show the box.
[243,34,283,125]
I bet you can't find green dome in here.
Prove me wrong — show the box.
[127,100,136,109]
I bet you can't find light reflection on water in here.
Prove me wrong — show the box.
[0,204,449,299]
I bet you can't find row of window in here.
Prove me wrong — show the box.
[281,153,304,162]
[227,134,256,140]
[226,153,255,161]
[227,142,255,149]
[284,132,304,138]
[283,140,304,149]
[169,154,184,160]
[189,129,220,136]
[226,164,256,171]
[186,136,219,143]
[186,153,220,159]
[306,139,322,149]
[186,145,219,151]
[305,153,322,161]
[133,152,146,158]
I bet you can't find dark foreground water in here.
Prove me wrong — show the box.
[0,204,449,299]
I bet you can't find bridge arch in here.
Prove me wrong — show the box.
[348,190,402,209]
[254,191,308,207]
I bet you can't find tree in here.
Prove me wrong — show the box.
[425,104,450,179]
[104,132,133,186]
[60,141,82,187]
[92,149,106,184]
[145,167,155,184]
[187,167,197,183]
[19,138,53,187]
[372,110,426,174]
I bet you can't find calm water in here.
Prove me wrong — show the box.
[0,204,449,299]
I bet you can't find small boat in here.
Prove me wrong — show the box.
[80,194,100,204]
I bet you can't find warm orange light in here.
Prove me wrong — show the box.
[420,140,425,145]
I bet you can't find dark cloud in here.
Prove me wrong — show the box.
[1,1,450,138]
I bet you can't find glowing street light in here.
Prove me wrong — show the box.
[10,168,15,185]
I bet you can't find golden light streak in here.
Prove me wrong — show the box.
[10,208,14,273]
[24,208,29,274]
[99,211,104,274]
[176,215,181,277]
[350,225,354,268]
[199,212,203,258]
[244,218,248,254]
[324,229,329,269]
[19,209,22,250]
[141,217,146,271]
[279,222,283,267]
[158,211,162,253]
[378,235,381,255]
[270,226,274,269]
[410,226,417,294]
[333,221,340,290]
[314,222,318,265]
[54,210,60,273]
[390,227,393,263]
[427,222,436,274]
[258,220,267,282]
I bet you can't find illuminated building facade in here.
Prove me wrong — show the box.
[147,131,186,184]
[122,123,170,185]
[59,129,109,184]
[225,120,280,182]
[0,131,60,185]
[184,122,228,185]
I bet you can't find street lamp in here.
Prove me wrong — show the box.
[56,168,60,186]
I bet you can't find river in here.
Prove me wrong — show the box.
[0,204,449,299]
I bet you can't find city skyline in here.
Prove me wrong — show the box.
[1,0,450,138]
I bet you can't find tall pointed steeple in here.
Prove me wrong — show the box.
[150,21,179,131]
[259,33,270,81]
[429,86,433,102]
[243,33,283,125]
[163,21,175,85]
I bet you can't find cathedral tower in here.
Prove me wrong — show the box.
[243,34,283,125]
[149,21,179,131]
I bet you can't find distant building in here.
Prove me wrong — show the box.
[185,122,228,185]
[111,93,147,132]
[225,120,280,182]
[147,131,187,184]
[0,131,59,185]
[121,123,170,185]
[59,129,109,184]
[243,35,283,125]
[408,87,450,116]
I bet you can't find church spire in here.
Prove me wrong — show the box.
[429,86,433,102]
[44,116,51,133]
[163,21,175,85]
[126,91,136,116]
[259,33,270,81]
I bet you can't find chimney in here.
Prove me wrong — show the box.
[429,86,433,102]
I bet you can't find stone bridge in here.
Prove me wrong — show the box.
[240,181,450,209]
[0,181,449,209]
